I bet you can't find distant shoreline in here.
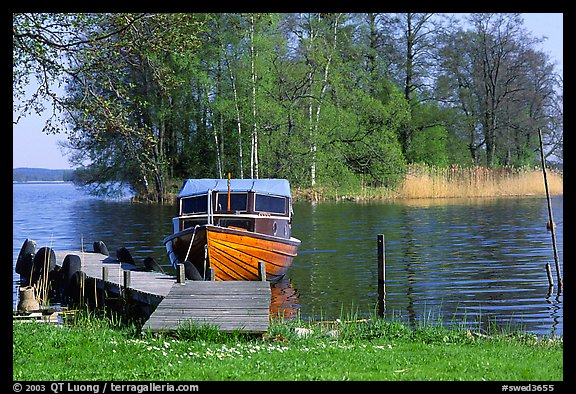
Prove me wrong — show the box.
[13,167,76,183]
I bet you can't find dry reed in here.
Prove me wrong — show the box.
[34,237,54,306]
[397,164,563,199]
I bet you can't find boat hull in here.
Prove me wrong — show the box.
[164,225,300,282]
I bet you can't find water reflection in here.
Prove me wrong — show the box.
[270,276,300,319]
[289,197,563,335]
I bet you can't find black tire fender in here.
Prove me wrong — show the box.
[93,241,110,256]
[116,247,135,264]
[15,238,36,277]
[143,256,164,273]
[183,260,203,280]
[30,247,56,284]
[68,270,87,303]
[61,254,82,290]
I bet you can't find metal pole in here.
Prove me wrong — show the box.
[538,128,562,289]
[227,172,231,211]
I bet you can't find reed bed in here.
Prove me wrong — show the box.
[397,164,563,199]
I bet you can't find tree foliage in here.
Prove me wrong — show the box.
[13,13,563,200]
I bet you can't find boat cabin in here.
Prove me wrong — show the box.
[173,178,294,239]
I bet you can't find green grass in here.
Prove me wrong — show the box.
[13,311,562,381]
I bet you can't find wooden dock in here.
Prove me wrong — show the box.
[143,281,270,333]
[48,250,271,333]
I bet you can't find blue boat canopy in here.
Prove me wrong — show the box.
[178,178,292,199]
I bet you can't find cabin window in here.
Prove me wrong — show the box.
[216,192,248,212]
[182,219,208,230]
[254,194,286,215]
[219,219,253,231]
[181,194,208,215]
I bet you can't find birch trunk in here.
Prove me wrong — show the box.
[250,14,259,179]
[224,46,244,179]
[311,13,341,187]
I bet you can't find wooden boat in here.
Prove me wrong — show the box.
[163,178,301,282]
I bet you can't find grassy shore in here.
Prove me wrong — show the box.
[293,165,563,202]
[13,311,562,381]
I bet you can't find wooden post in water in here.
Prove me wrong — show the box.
[545,263,554,288]
[538,128,562,290]
[377,234,385,317]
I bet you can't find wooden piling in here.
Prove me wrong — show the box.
[123,270,131,303]
[176,263,185,284]
[123,270,131,289]
[258,261,267,281]
[545,262,554,288]
[538,128,562,289]
[101,266,109,304]
[377,234,385,317]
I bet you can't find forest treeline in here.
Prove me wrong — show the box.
[13,13,563,202]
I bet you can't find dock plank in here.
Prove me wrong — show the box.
[142,281,271,333]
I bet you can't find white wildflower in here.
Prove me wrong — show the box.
[295,327,313,337]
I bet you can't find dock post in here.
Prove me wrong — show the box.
[121,270,131,316]
[123,270,131,302]
[176,263,185,284]
[258,261,267,281]
[123,270,131,288]
[377,234,385,317]
[101,267,109,304]
[208,267,215,281]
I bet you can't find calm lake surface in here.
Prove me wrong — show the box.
[12,182,563,336]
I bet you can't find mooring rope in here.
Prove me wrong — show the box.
[183,225,200,263]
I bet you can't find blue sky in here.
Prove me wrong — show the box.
[12,13,563,170]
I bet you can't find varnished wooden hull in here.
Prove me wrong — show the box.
[206,225,300,281]
[164,225,300,282]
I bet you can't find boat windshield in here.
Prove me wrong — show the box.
[181,194,208,215]
[255,194,286,215]
[216,192,248,212]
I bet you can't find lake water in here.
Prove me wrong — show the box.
[12,182,563,336]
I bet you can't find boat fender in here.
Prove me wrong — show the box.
[93,240,110,256]
[15,238,37,277]
[144,256,164,273]
[60,254,82,301]
[116,247,135,264]
[68,270,87,303]
[30,247,56,284]
[183,260,203,281]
